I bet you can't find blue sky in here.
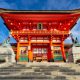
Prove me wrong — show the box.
[0,0,80,43]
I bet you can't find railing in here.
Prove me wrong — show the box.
[19,40,49,43]
[11,30,69,35]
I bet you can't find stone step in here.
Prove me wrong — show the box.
[0,63,80,80]
[63,72,80,75]
[40,68,59,71]
[0,69,21,72]
[0,71,21,75]
[53,76,67,80]
[0,75,51,79]
[43,72,51,75]
[21,72,43,75]
[34,68,58,73]
[0,72,10,75]
[0,79,52,80]
[59,68,76,72]
[0,67,29,69]
[30,65,46,67]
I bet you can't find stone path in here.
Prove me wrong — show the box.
[0,62,80,80]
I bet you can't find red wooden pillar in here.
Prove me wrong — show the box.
[15,35,20,62]
[61,40,66,62]
[16,41,20,62]
[28,36,33,62]
[47,46,52,61]
[51,36,54,62]
[48,36,53,62]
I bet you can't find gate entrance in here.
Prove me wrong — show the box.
[31,44,49,62]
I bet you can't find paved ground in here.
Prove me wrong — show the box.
[0,62,80,80]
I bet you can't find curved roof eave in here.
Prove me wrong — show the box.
[0,8,80,14]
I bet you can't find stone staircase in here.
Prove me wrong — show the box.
[0,62,80,80]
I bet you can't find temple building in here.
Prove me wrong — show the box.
[0,8,80,62]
